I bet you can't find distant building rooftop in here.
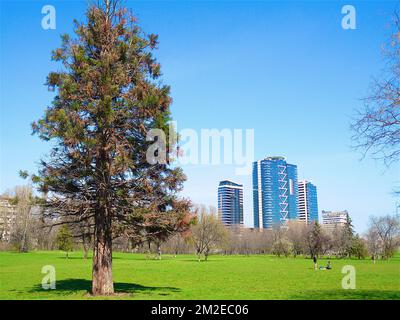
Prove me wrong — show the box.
[264,156,286,161]
[218,180,243,188]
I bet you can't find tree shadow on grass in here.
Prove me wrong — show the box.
[55,257,89,260]
[179,258,221,262]
[289,290,400,300]
[29,279,180,297]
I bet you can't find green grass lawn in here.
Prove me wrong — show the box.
[0,250,399,300]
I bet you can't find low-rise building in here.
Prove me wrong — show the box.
[321,210,348,228]
[0,198,17,242]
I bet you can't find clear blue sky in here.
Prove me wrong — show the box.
[1,0,399,233]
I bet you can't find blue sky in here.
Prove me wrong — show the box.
[1,0,399,233]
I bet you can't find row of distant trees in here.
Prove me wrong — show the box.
[0,185,195,259]
[161,207,400,262]
[2,186,399,261]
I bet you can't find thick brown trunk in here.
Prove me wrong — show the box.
[92,206,114,295]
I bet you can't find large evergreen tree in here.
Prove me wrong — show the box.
[342,212,355,257]
[30,0,187,295]
[56,225,74,259]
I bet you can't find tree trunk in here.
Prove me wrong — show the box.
[83,244,89,259]
[83,235,89,259]
[92,206,114,295]
[20,206,29,253]
[147,239,151,254]
[157,242,161,260]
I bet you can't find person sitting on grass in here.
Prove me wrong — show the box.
[326,261,332,270]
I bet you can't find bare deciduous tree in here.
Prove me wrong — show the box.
[286,220,307,257]
[162,233,192,256]
[190,206,227,261]
[9,186,37,252]
[368,214,400,259]
[352,13,400,166]
[270,225,290,257]
[365,227,381,263]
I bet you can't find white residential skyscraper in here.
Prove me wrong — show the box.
[298,180,319,223]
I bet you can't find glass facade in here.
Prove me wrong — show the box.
[306,182,319,222]
[253,156,299,229]
[218,180,243,226]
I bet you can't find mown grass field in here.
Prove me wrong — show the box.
[0,251,399,300]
